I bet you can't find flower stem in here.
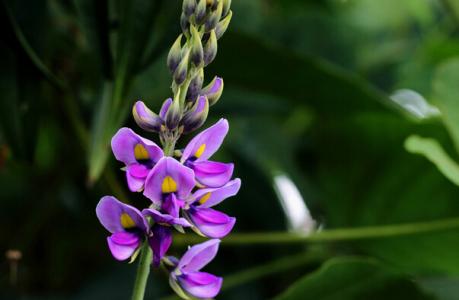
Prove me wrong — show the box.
[172,216,459,246]
[131,241,153,300]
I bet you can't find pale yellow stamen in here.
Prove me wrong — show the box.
[199,192,212,205]
[120,213,136,229]
[134,144,149,160]
[194,144,206,158]
[162,176,178,193]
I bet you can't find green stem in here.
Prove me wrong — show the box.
[131,241,153,300]
[172,216,459,246]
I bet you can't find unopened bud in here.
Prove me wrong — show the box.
[205,0,222,32]
[167,35,183,74]
[190,25,204,67]
[180,13,190,37]
[182,95,209,133]
[222,0,231,17]
[182,0,196,17]
[215,10,232,39]
[174,51,189,85]
[202,76,223,105]
[203,30,217,66]
[159,98,173,120]
[194,0,207,25]
[132,101,163,132]
[165,99,182,130]
[187,68,204,102]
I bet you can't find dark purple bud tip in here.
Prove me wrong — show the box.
[204,30,218,66]
[167,35,183,74]
[194,0,207,25]
[182,95,209,133]
[182,0,196,17]
[187,68,204,102]
[165,99,182,130]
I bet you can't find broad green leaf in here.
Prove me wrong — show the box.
[433,57,459,153]
[405,135,459,186]
[275,257,433,300]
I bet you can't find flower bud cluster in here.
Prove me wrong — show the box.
[96,1,238,299]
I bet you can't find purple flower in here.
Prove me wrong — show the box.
[143,156,195,215]
[181,119,233,188]
[96,196,149,261]
[184,179,240,238]
[111,128,164,192]
[169,239,223,299]
[143,208,192,266]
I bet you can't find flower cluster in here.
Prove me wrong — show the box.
[96,1,237,299]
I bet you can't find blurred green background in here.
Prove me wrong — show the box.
[3,0,459,299]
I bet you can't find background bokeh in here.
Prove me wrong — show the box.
[2,0,459,299]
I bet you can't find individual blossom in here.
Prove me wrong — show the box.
[143,208,192,266]
[111,128,164,192]
[184,179,240,238]
[96,196,149,261]
[181,118,233,187]
[167,239,223,300]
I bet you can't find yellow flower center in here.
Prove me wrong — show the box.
[134,144,149,161]
[198,192,212,205]
[120,213,136,229]
[194,144,206,158]
[162,176,178,193]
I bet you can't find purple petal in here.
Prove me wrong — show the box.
[132,101,162,132]
[177,272,222,299]
[177,239,220,273]
[143,157,195,206]
[111,128,164,166]
[162,193,181,218]
[96,196,148,233]
[160,98,173,120]
[126,164,150,192]
[126,172,145,192]
[192,160,234,187]
[107,232,141,261]
[191,178,241,207]
[181,119,229,162]
[143,208,191,227]
[149,225,172,267]
[186,207,235,238]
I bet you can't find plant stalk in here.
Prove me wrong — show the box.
[131,241,153,300]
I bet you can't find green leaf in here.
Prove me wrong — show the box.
[405,135,459,186]
[275,257,433,300]
[433,57,459,153]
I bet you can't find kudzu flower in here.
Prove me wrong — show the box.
[181,95,209,134]
[167,239,223,299]
[181,118,234,187]
[96,196,149,261]
[111,128,164,192]
[184,179,240,238]
[144,157,195,215]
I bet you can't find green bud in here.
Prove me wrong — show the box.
[182,0,196,17]
[173,51,189,85]
[180,13,190,37]
[165,99,182,130]
[203,30,217,66]
[194,0,207,25]
[204,0,223,32]
[215,10,232,39]
[222,0,231,17]
[167,34,183,74]
[187,68,204,101]
[190,25,204,67]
